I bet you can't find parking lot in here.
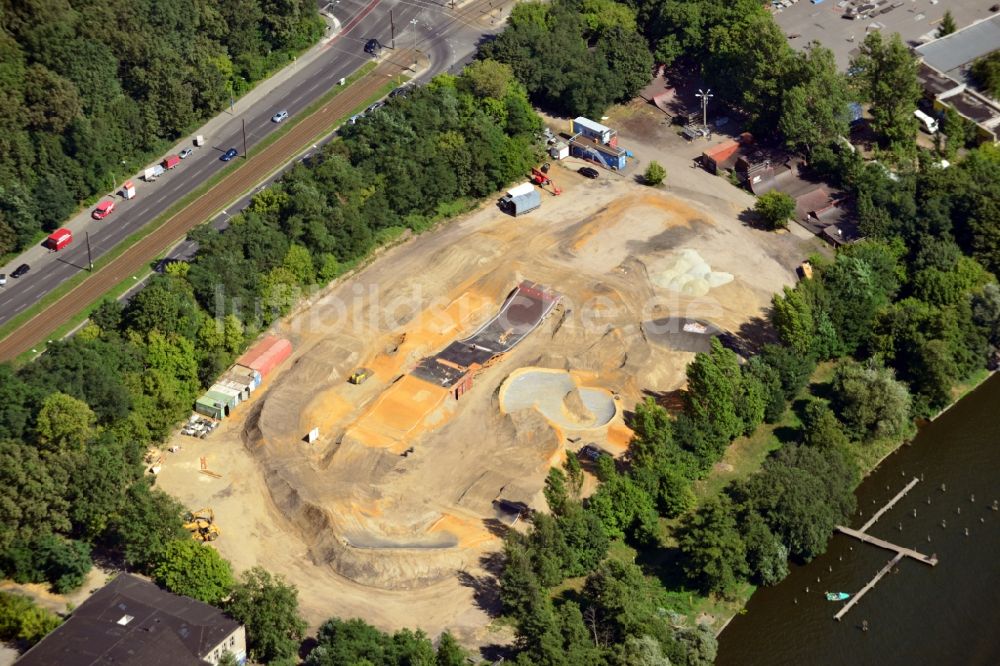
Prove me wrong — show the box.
[772,0,997,70]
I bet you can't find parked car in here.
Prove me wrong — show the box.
[0,274,6,286]
[348,113,364,125]
[179,148,193,159]
[92,200,115,219]
[578,166,600,179]
[221,148,238,161]
[271,110,289,123]
[389,86,411,99]
[366,101,385,114]
[577,444,609,462]
[11,264,30,278]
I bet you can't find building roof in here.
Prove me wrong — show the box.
[915,14,1000,80]
[17,574,240,666]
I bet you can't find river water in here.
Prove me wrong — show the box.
[717,373,1000,666]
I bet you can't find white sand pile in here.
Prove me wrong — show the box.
[651,248,733,297]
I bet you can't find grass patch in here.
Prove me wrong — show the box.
[0,63,392,358]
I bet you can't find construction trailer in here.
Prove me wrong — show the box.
[229,364,262,391]
[569,117,629,171]
[499,182,542,216]
[215,377,250,402]
[209,382,242,409]
[237,336,292,379]
[194,395,226,419]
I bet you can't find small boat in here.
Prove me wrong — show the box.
[826,592,850,601]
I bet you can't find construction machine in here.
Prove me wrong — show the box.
[531,165,561,195]
[348,367,373,385]
[184,508,221,542]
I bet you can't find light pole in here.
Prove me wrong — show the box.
[696,89,713,132]
[410,18,418,50]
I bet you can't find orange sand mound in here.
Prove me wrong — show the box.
[428,513,496,549]
[346,375,451,453]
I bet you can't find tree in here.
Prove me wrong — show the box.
[110,483,188,571]
[937,10,957,37]
[435,632,469,665]
[225,567,307,664]
[684,338,745,452]
[582,559,671,647]
[152,539,234,604]
[753,191,795,230]
[801,400,850,450]
[0,592,61,646]
[740,514,789,586]
[644,161,666,186]
[34,392,96,453]
[970,52,1000,99]
[676,497,748,598]
[779,45,851,155]
[850,32,921,149]
[830,360,912,442]
[619,635,670,666]
[0,440,70,553]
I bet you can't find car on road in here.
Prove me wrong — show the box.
[220,148,238,161]
[179,148,193,159]
[366,101,385,114]
[11,264,30,279]
[364,38,381,55]
[271,110,289,123]
[389,86,411,99]
[0,274,6,286]
[93,200,116,219]
[578,166,600,179]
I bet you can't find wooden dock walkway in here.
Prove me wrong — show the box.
[834,552,904,621]
[859,477,919,532]
[834,525,938,565]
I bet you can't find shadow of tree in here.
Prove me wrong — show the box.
[718,314,778,358]
[482,517,510,540]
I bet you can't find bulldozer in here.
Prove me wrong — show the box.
[348,367,373,385]
[184,508,221,542]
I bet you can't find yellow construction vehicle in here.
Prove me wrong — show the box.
[184,508,220,542]
[348,368,372,385]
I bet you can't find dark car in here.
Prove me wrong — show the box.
[389,85,411,99]
[366,101,385,114]
[578,166,600,179]
[577,444,609,462]
[11,263,30,278]
[220,148,238,162]
[364,38,381,55]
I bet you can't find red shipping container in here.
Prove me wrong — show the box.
[236,336,292,378]
[162,155,181,169]
[46,228,73,251]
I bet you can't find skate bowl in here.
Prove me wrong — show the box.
[499,368,618,430]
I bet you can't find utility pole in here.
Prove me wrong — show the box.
[86,232,94,271]
[242,118,248,159]
[390,10,395,49]
[696,88,713,131]
[410,18,418,49]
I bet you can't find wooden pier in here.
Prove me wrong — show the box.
[834,553,904,621]
[834,525,938,566]
[830,477,939,621]
[859,477,919,532]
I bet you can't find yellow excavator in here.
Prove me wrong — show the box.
[348,368,373,385]
[183,508,221,542]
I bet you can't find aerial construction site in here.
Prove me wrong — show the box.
[156,160,819,644]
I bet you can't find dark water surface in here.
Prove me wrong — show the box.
[717,374,1000,666]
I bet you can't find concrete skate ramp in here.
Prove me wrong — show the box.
[642,318,724,353]
[500,368,617,429]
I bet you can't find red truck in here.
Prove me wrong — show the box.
[162,155,181,170]
[46,228,73,251]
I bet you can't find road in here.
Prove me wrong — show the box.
[0,0,504,330]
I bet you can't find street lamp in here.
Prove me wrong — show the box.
[696,89,713,132]
[410,18,418,49]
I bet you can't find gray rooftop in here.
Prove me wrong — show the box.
[915,14,1000,78]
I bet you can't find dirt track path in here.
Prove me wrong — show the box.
[0,53,415,363]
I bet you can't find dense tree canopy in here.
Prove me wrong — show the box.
[0,0,324,255]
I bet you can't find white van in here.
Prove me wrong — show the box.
[914,109,938,134]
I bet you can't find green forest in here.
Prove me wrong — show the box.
[0,0,324,256]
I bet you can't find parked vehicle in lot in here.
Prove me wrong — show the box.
[577,444,610,462]
[179,148,193,159]
[271,110,289,123]
[578,166,600,179]
[11,264,30,278]
[220,148,238,161]
[45,228,73,251]
[143,164,165,181]
[162,155,181,169]
[93,200,116,219]
[915,109,938,134]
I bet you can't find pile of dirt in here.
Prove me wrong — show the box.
[562,387,595,424]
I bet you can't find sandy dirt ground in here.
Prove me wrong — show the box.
[155,105,826,651]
